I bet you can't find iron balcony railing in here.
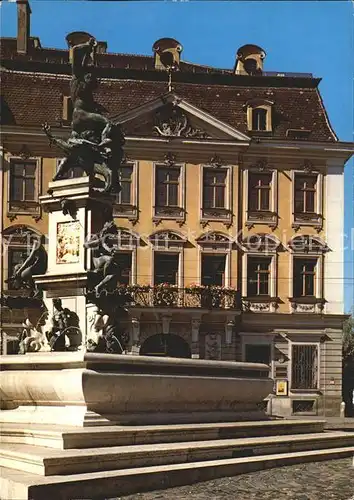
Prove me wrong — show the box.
[116,285,241,310]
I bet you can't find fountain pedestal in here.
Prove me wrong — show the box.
[34,176,114,349]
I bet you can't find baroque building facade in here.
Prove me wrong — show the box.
[1,1,353,416]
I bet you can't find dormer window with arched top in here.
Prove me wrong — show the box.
[246,100,273,133]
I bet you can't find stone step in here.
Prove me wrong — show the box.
[1,446,353,500]
[0,419,325,449]
[1,431,353,476]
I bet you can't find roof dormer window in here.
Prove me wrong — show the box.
[246,100,273,132]
[252,108,267,131]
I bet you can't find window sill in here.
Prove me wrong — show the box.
[7,203,41,221]
[289,297,325,313]
[246,211,277,228]
[200,208,232,227]
[153,207,185,225]
[292,213,323,231]
[113,204,138,221]
[243,296,279,313]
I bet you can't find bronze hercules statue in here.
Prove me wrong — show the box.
[43,37,124,193]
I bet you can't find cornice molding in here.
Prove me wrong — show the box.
[1,125,353,163]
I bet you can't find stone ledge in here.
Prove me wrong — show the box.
[1,431,353,476]
[1,447,354,500]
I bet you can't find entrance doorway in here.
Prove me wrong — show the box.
[140,334,191,358]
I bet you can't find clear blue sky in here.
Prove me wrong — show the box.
[1,1,354,311]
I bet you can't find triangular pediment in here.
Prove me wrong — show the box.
[111,93,250,141]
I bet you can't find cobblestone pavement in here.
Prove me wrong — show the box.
[114,459,354,500]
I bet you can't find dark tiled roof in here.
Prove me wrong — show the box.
[1,68,336,141]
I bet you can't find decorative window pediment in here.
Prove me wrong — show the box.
[2,225,44,246]
[196,231,232,249]
[116,228,139,249]
[242,233,281,253]
[288,235,328,254]
[149,230,186,249]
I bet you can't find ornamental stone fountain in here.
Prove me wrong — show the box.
[0,35,272,427]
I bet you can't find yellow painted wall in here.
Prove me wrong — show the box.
[2,153,327,312]
[115,161,240,289]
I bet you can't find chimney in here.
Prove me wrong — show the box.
[17,0,31,54]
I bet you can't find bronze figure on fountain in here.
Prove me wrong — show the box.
[43,37,124,193]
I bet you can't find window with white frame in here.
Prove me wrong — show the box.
[8,159,41,218]
[201,166,231,222]
[248,172,272,212]
[288,235,327,309]
[242,234,279,303]
[291,343,319,390]
[244,168,277,228]
[293,258,317,298]
[294,174,317,214]
[153,164,184,220]
[292,171,323,229]
[114,161,138,220]
[116,164,134,205]
[203,169,227,209]
[247,256,271,296]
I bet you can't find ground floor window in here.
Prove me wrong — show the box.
[291,344,319,389]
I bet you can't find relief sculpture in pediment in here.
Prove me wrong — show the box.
[153,105,210,139]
